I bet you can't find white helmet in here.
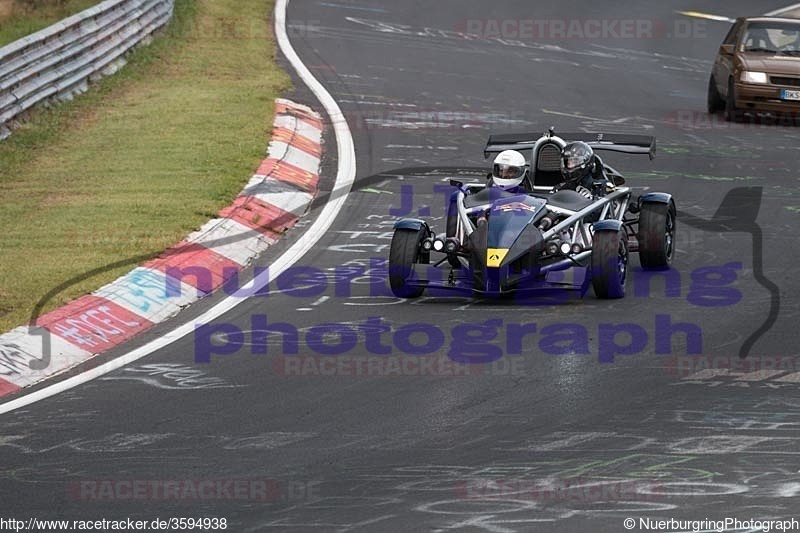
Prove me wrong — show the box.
[492,150,526,190]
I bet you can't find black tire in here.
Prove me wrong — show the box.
[638,202,676,269]
[591,229,628,299]
[723,78,738,122]
[707,75,723,114]
[389,228,427,298]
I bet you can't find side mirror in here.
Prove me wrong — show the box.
[719,43,735,55]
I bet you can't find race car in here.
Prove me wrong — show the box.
[388,128,676,299]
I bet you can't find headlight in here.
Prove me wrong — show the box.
[741,71,768,84]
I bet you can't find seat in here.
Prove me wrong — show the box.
[464,187,520,209]
[546,189,594,212]
[532,141,563,188]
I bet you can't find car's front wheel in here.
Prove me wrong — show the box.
[388,228,427,298]
[638,201,676,269]
[723,78,739,122]
[591,228,628,299]
[707,74,724,114]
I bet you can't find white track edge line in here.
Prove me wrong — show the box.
[765,3,800,16]
[0,0,356,414]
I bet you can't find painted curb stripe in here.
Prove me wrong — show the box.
[275,99,324,129]
[36,295,155,353]
[0,379,20,396]
[235,192,300,233]
[0,326,92,387]
[255,158,320,193]
[185,217,279,266]
[273,114,323,143]
[265,140,321,175]
[272,126,322,157]
[93,267,199,324]
[241,176,315,218]
[144,242,242,294]
[218,196,287,236]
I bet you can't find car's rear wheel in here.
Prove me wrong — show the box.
[591,228,628,299]
[707,74,724,114]
[723,78,739,122]
[389,228,427,298]
[638,202,676,269]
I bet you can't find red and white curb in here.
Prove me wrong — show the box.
[0,98,323,397]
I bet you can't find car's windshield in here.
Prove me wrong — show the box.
[742,22,800,54]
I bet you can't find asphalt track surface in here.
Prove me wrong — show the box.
[2,1,800,532]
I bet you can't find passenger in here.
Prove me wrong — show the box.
[488,149,529,193]
[557,141,612,199]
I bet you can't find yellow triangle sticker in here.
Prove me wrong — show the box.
[486,248,508,268]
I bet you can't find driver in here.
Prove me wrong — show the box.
[489,149,528,192]
[557,141,611,199]
[744,25,773,51]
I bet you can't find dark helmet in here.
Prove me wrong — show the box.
[560,141,594,184]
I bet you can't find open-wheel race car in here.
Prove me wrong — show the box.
[388,129,676,299]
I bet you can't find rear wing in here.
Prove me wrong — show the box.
[484,129,656,160]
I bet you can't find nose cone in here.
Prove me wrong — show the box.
[486,248,509,268]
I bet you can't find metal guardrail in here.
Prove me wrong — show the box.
[0,0,174,140]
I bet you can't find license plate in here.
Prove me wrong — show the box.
[781,89,800,101]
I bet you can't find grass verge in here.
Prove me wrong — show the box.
[0,0,291,332]
[0,0,103,47]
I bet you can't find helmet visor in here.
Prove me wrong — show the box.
[562,154,584,170]
[493,163,524,180]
